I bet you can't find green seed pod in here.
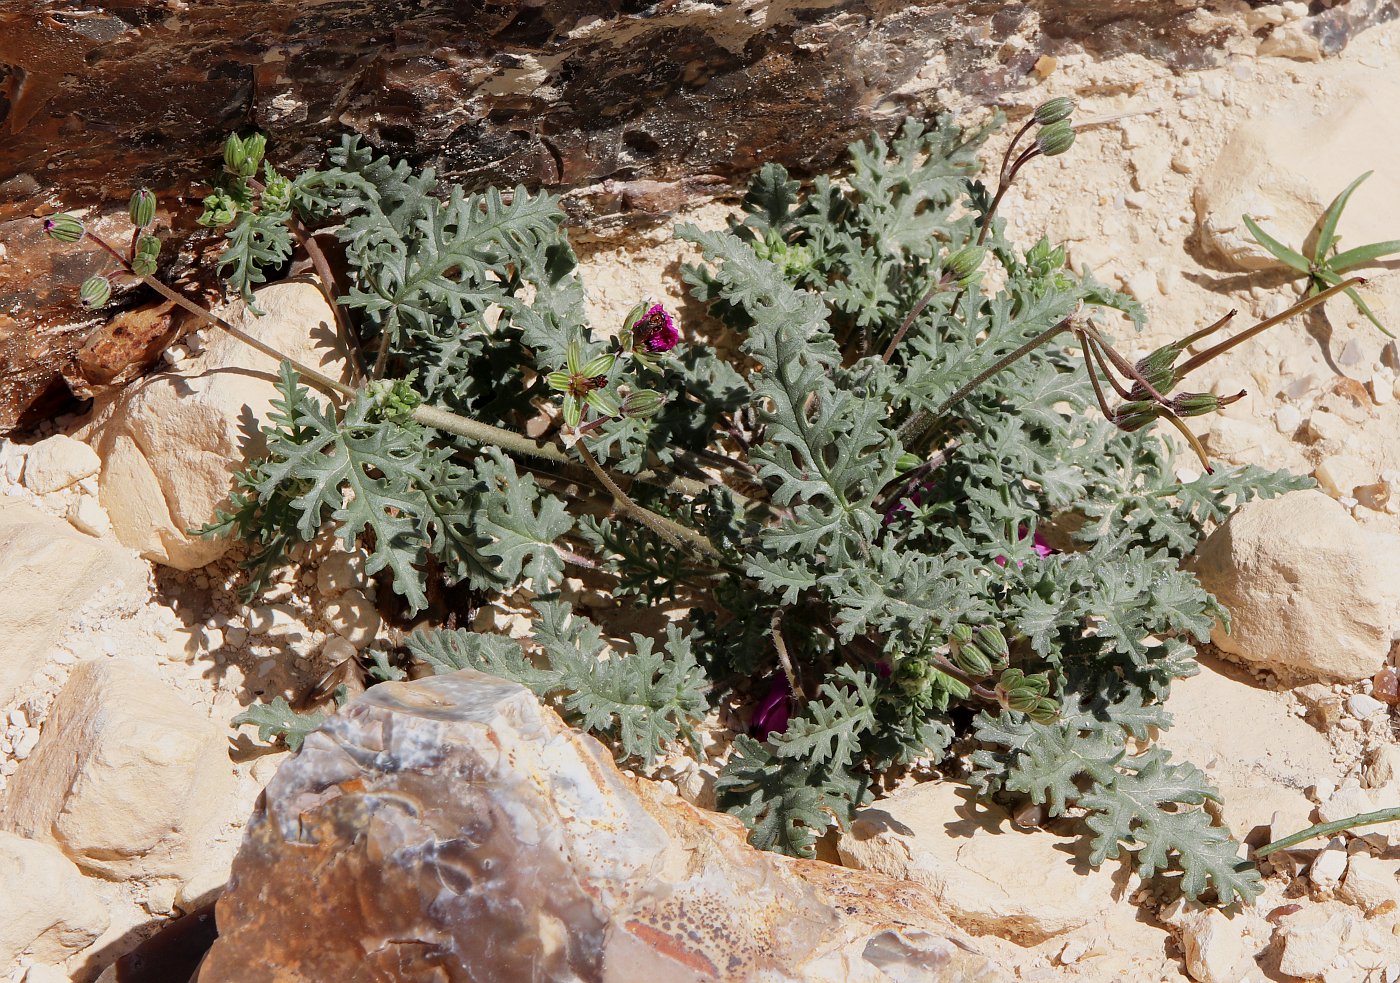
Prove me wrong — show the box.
[943,245,986,286]
[620,389,665,419]
[1035,120,1076,157]
[1170,390,1246,419]
[951,641,993,678]
[1109,399,1160,433]
[1133,341,1185,393]
[1032,97,1076,126]
[42,214,85,244]
[128,188,156,228]
[80,275,112,309]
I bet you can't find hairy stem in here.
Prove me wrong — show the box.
[1255,806,1400,857]
[771,610,805,705]
[574,441,723,560]
[1175,277,1365,377]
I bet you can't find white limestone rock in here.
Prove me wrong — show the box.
[0,831,109,966]
[837,781,1122,945]
[0,660,238,886]
[1191,491,1400,680]
[0,498,147,706]
[81,282,351,569]
[21,434,101,495]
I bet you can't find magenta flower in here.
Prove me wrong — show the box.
[750,672,791,739]
[994,527,1055,568]
[632,304,679,354]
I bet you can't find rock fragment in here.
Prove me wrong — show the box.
[196,670,1004,983]
[0,660,237,885]
[0,831,109,966]
[1191,491,1400,680]
[20,433,101,494]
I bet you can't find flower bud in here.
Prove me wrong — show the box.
[974,625,1010,672]
[1032,97,1076,126]
[620,389,665,419]
[1026,697,1060,724]
[130,234,161,277]
[943,245,985,286]
[42,214,85,244]
[80,275,111,309]
[1169,390,1246,419]
[199,190,237,228]
[224,132,266,178]
[995,668,1052,714]
[1035,120,1076,157]
[128,188,156,228]
[579,352,617,378]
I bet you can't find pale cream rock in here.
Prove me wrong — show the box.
[837,782,1121,944]
[1162,903,1251,983]
[1191,491,1400,680]
[1156,657,1326,840]
[0,498,148,706]
[0,661,237,885]
[0,831,109,965]
[1319,781,1400,851]
[1363,745,1400,788]
[1275,901,1396,981]
[24,965,72,983]
[321,635,359,665]
[1314,455,1374,501]
[81,282,352,569]
[1339,855,1400,914]
[316,548,368,598]
[21,434,101,495]
[66,495,112,537]
[1308,839,1349,892]
[326,589,381,648]
[1194,74,1400,271]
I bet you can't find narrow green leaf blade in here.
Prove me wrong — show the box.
[1241,215,1309,273]
[1330,239,1400,271]
[1314,170,1371,263]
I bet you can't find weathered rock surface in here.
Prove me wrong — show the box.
[20,433,100,494]
[1273,900,1399,982]
[1194,68,1400,272]
[836,782,1123,945]
[81,281,351,569]
[0,498,148,706]
[1155,657,1330,841]
[1191,490,1400,680]
[0,0,1391,433]
[0,830,109,966]
[0,660,237,885]
[198,670,1005,983]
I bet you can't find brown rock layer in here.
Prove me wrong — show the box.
[196,670,1006,983]
[0,0,1389,432]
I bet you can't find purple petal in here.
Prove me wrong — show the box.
[751,672,792,739]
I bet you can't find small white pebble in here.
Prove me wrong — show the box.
[12,728,39,760]
[326,589,381,648]
[225,626,249,649]
[1348,693,1387,719]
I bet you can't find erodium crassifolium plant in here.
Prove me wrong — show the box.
[48,105,1375,906]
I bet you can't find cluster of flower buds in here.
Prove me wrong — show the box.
[948,623,1010,677]
[1030,97,1076,157]
[45,188,164,310]
[751,230,815,280]
[994,668,1058,723]
[366,373,424,423]
[224,132,267,179]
